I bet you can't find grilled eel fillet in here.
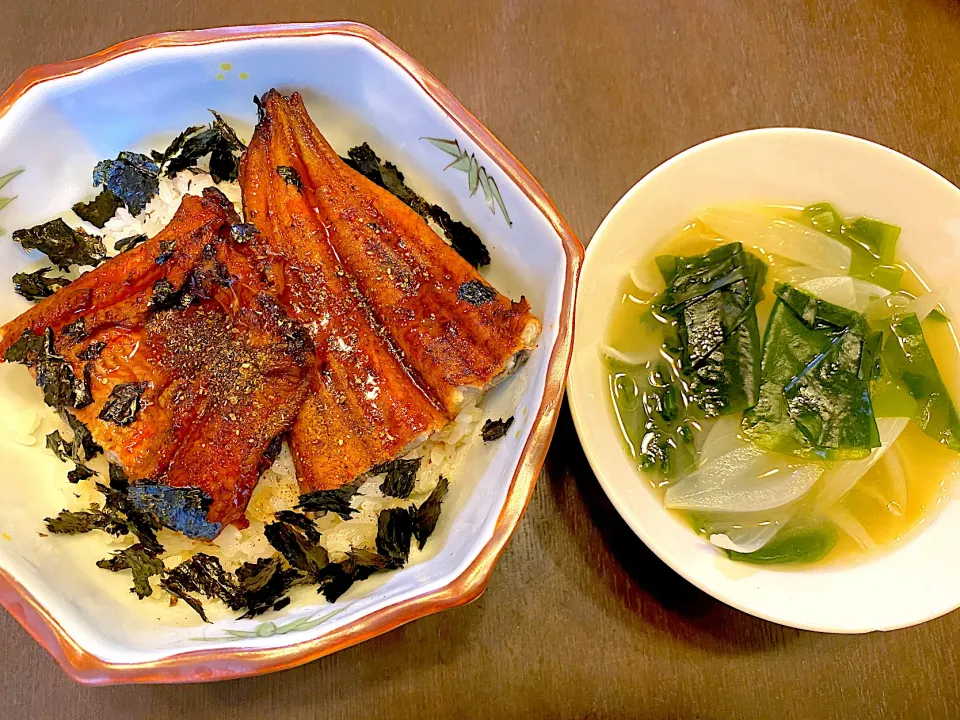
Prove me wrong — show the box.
[240,91,541,491]
[0,189,310,535]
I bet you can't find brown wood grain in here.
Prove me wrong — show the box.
[2,1,960,717]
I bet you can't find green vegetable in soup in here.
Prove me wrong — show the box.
[742,283,880,460]
[726,522,839,564]
[800,203,904,292]
[607,359,698,478]
[872,313,960,451]
[654,242,766,417]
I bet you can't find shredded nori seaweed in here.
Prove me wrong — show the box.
[67,462,96,484]
[62,318,87,342]
[158,111,245,184]
[98,381,149,426]
[19,328,93,409]
[93,152,160,216]
[72,189,123,228]
[155,240,176,264]
[126,482,221,539]
[376,506,415,568]
[114,233,148,253]
[12,219,106,270]
[375,457,422,499]
[77,341,107,361]
[96,544,165,599]
[457,279,497,305]
[265,518,329,578]
[276,165,303,190]
[164,553,243,610]
[481,416,514,442]
[229,223,259,244]
[149,277,193,312]
[316,550,391,602]
[413,476,449,549]
[61,409,102,460]
[343,142,490,268]
[296,481,361,520]
[12,267,71,302]
[235,556,299,618]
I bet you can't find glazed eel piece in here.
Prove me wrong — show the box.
[0,188,310,535]
[239,90,541,491]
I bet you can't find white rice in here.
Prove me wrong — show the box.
[37,172,484,603]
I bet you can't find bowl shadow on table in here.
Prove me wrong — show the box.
[544,399,799,655]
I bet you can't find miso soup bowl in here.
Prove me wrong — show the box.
[0,23,581,683]
[567,128,960,633]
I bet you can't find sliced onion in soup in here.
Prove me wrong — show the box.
[697,207,851,274]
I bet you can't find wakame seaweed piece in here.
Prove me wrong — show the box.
[164,553,243,609]
[77,340,107,361]
[376,506,415,569]
[727,522,840,565]
[782,329,881,453]
[276,165,303,190]
[343,142,490,268]
[114,233,148,253]
[93,151,160,216]
[67,462,97,484]
[413,476,450,550]
[873,313,960,451]
[126,482,221,539]
[265,520,329,577]
[457,280,497,306]
[742,284,879,460]
[296,481,361,520]
[377,457,422,499]
[96,544,165,598]
[235,556,299,618]
[72,189,123,228]
[98,381,149,426]
[12,219,106,270]
[12,267,71,302]
[654,243,766,417]
[61,409,102,460]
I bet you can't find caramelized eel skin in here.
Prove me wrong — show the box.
[240,91,541,491]
[0,189,310,528]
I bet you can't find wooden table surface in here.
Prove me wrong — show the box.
[2,1,960,717]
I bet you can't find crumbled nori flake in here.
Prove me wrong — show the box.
[149,277,192,312]
[276,165,303,190]
[62,318,87,341]
[253,94,266,123]
[343,142,490,268]
[229,223,259,244]
[77,341,107,361]
[61,410,102,460]
[155,240,175,264]
[376,507,414,568]
[45,507,109,534]
[45,430,71,462]
[96,482,164,555]
[164,553,243,610]
[108,463,129,491]
[235,556,298,618]
[31,328,93,409]
[3,328,43,363]
[72,189,123,228]
[12,219,106,270]
[159,578,210,622]
[12,267,71,302]
[316,550,392,602]
[158,111,245,184]
[98,381,149,426]
[96,544,165,598]
[274,510,321,541]
[296,481,361,521]
[481,416,514,442]
[67,462,96,484]
[114,233,148,253]
[265,520,329,578]
[457,279,496,306]
[375,457,422,499]
[93,152,160,215]
[125,482,220,539]
[413,476,449,550]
